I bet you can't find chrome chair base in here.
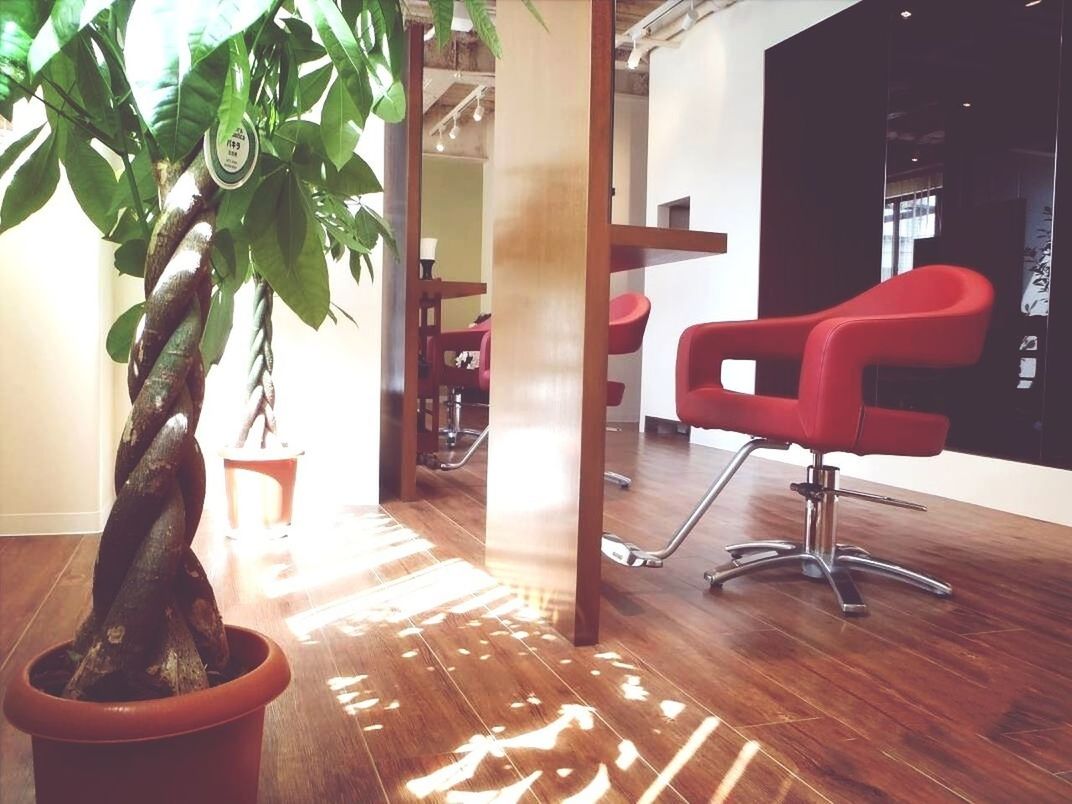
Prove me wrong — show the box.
[704,453,950,615]
[599,439,952,618]
[705,542,951,616]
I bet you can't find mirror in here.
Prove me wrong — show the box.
[877,0,1061,465]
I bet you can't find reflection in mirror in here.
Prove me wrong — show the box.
[877,0,1060,465]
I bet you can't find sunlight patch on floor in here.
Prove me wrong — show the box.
[288,508,771,802]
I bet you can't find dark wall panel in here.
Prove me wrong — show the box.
[756,0,891,398]
[1044,1,1072,467]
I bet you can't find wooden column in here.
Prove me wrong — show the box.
[484,1,613,645]
[380,24,424,500]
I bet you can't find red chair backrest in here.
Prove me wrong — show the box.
[608,292,651,356]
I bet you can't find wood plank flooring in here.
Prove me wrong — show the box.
[2,429,1070,802]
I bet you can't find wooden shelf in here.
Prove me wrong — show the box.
[418,278,488,299]
[609,224,727,273]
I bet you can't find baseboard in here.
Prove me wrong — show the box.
[0,510,104,537]
[690,428,1072,527]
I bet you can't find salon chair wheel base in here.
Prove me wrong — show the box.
[705,542,951,617]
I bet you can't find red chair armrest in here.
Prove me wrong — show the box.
[676,316,819,397]
[798,307,991,446]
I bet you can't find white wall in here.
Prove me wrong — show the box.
[642,0,1072,526]
[2,108,385,537]
[190,121,387,520]
[609,93,649,423]
[0,102,117,535]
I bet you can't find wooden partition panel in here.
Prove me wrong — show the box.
[380,25,424,500]
[484,1,613,645]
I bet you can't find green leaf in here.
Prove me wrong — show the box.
[40,52,82,148]
[272,120,323,161]
[217,173,260,230]
[213,228,250,292]
[230,231,251,290]
[324,154,382,197]
[321,77,364,170]
[126,1,229,160]
[106,301,145,363]
[331,301,358,326]
[428,0,453,50]
[277,44,299,118]
[249,175,329,329]
[281,17,326,63]
[107,208,143,244]
[319,207,366,251]
[348,247,365,283]
[372,79,405,123]
[296,0,373,113]
[0,133,60,234]
[63,135,118,234]
[0,124,44,183]
[28,0,118,75]
[363,0,403,80]
[114,238,147,276]
[276,172,307,268]
[186,0,273,66]
[297,62,332,114]
[73,38,113,119]
[464,0,501,58]
[244,167,285,237]
[216,35,250,149]
[201,285,235,368]
[521,0,549,32]
[0,0,40,103]
[111,147,155,215]
[357,203,394,253]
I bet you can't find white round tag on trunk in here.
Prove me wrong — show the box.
[204,116,259,190]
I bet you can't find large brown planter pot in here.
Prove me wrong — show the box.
[220,447,303,534]
[3,626,290,804]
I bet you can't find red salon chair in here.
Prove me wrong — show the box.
[429,318,492,450]
[604,292,652,488]
[601,265,993,616]
[428,293,652,479]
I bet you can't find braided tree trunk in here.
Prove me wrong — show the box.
[65,155,229,701]
[234,276,284,449]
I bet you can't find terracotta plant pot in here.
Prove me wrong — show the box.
[3,626,290,804]
[220,447,303,534]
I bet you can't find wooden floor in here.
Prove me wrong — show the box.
[2,430,1071,802]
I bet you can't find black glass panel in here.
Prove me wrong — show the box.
[878,0,1061,464]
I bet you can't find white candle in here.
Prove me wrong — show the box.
[420,238,438,261]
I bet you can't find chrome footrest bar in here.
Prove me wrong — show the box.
[790,482,927,512]
[436,426,489,471]
[601,533,664,568]
[604,471,632,489]
[599,437,790,568]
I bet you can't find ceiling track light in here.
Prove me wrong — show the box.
[435,129,445,152]
[472,87,484,122]
[449,115,460,139]
[681,1,699,32]
[627,34,644,70]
